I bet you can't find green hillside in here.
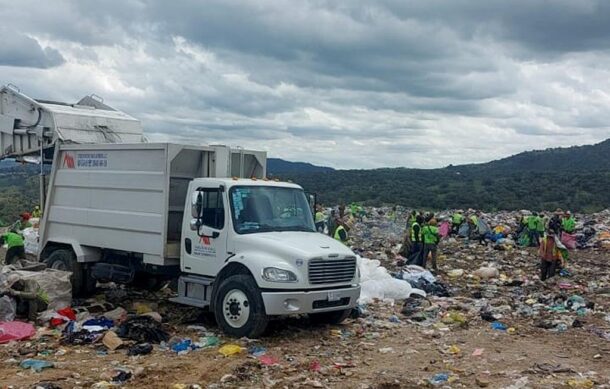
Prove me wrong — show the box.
[273,139,610,212]
[0,163,40,226]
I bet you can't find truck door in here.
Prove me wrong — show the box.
[182,185,228,276]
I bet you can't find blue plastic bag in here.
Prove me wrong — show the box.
[20,359,54,372]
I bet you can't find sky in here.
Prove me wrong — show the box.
[1,1,610,169]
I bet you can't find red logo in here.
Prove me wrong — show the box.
[199,236,210,246]
[63,153,75,169]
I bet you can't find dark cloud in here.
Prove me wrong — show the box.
[1,0,609,168]
[0,30,64,68]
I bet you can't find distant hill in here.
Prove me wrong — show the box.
[278,138,610,212]
[455,138,610,174]
[267,158,334,174]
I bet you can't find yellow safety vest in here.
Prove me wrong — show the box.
[410,222,421,242]
[334,225,348,242]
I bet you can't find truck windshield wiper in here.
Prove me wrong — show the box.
[276,226,315,232]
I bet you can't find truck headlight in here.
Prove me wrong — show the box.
[263,267,298,282]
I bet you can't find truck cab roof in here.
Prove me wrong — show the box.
[193,177,304,191]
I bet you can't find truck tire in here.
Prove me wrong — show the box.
[213,274,268,338]
[45,249,94,296]
[309,308,352,325]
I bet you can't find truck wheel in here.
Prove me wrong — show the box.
[214,274,268,338]
[309,309,352,325]
[45,249,90,296]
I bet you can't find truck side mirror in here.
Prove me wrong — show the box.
[308,193,316,216]
[191,191,203,218]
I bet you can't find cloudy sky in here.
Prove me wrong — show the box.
[1,1,610,169]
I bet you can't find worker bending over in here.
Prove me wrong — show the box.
[1,230,26,265]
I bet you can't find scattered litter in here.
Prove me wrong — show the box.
[219,344,244,357]
[127,343,153,356]
[0,321,36,343]
[102,330,124,351]
[20,358,54,372]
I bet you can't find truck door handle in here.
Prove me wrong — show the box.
[185,238,192,254]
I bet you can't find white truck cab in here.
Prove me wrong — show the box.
[39,143,360,337]
[178,178,360,336]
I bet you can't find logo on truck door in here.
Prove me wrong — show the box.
[193,235,216,257]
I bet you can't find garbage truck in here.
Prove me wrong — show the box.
[38,143,360,337]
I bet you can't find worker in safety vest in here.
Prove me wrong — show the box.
[451,211,464,235]
[539,229,562,281]
[406,210,417,230]
[314,206,325,233]
[407,215,425,266]
[1,230,26,265]
[469,213,478,226]
[333,220,349,244]
[536,212,546,242]
[327,210,337,237]
[421,219,440,270]
[32,206,42,218]
[527,212,541,247]
[561,211,575,233]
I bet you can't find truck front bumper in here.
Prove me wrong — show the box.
[261,285,361,316]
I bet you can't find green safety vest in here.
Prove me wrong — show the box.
[410,222,421,242]
[536,216,546,232]
[422,225,439,245]
[334,225,348,242]
[315,211,325,223]
[562,217,575,233]
[452,214,464,225]
[527,216,538,230]
[2,232,24,249]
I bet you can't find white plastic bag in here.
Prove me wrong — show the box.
[22,227,39,255]
[359,257,425,304]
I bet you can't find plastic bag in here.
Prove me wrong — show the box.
[561,232,577,249]
[22,227,39,255]
[20,358,54,372]
[219,344,244,356]
[1,267,71,310]
[0,321,36,343]
[0,295,16,322]
[473,267,500,280]
[359,257,426,304]
[399,265,437,283]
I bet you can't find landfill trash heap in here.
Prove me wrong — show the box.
[0,206,608,388]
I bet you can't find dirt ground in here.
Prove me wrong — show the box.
[1,244,609,388]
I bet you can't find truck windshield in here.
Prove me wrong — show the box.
[229,186,316,234]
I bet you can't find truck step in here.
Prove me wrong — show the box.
[170,274,214,308]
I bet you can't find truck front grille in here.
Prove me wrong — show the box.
[308,257,357,285]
